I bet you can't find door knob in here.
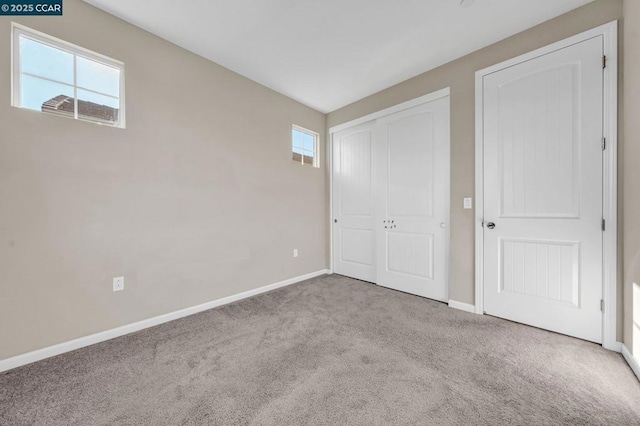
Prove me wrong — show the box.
[440,223,446,229]
[487,222,496,229]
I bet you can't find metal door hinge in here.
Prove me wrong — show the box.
[603,55,607,69]
[601,299,605,312]
[602,219,606,231]
[602,137,606,151]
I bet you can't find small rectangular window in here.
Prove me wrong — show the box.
[12,23,125,128]
[292,125,318,167]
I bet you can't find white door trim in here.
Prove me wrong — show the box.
[329,88,450,134]
[474,21,618,351]
[328,130,334,274]
[329,88,451,287]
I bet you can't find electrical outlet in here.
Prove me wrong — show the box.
[463,197,473,209]
[113,276,124,292]
[293,249,299,258]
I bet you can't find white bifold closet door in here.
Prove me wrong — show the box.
[375,97,450,301]
[332,96,450,301]
[332,122,376,283]
[482,36,604,343]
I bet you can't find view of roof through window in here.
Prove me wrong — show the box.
[292,126,317,167]
[14,26,124,127]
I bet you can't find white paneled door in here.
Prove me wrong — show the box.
[332,94,450,301]
[332,122,376,282]
[376,98,450,301]
[482,37,604,343]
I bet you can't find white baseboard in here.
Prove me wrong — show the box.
[0,269,330,373]
[448,300,475,314]
[622,344,640,382]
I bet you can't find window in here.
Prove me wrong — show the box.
[292,125,318,167]
[12,23,125,128]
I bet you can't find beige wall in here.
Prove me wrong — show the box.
[0,0,327,360]
[623,0,640,354]
[328,0,624,337]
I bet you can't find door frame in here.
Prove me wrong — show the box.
[329,87,451,290]
[474,21,618,351]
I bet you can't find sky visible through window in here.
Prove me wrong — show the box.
[292,128,315,156]
[20,36,120,113]
[292,127,317,166]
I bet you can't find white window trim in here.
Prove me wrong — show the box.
[11,22,126,128]
[292,124,319,168]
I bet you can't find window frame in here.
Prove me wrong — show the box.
[11,22,126,128]
[292,124,319,168]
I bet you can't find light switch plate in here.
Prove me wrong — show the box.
[463,197,473,209]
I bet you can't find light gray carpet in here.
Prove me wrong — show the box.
[1,274,639,425]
